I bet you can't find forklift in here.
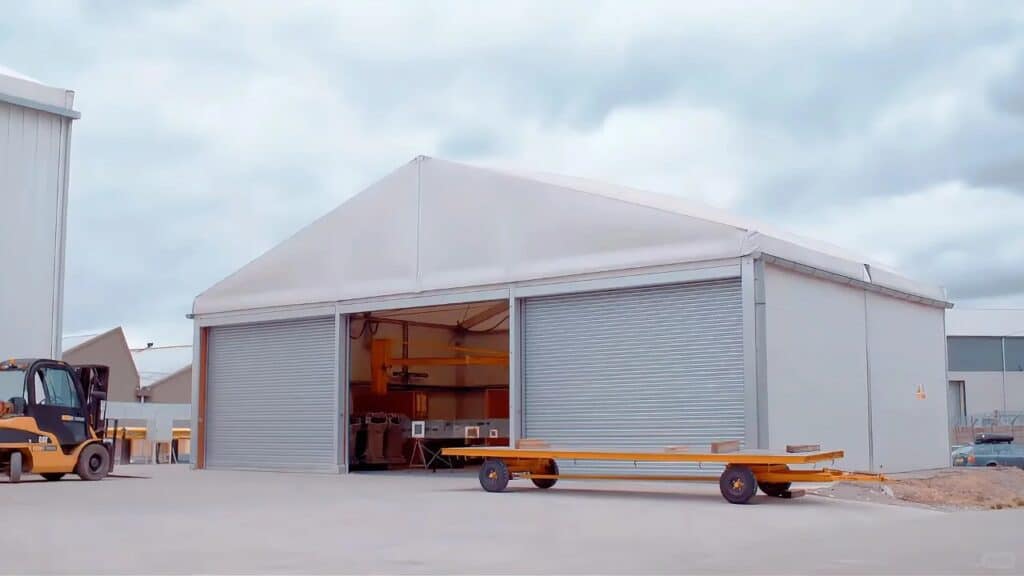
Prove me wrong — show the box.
[0,358,114,483]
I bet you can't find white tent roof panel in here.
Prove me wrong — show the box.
[195,157,946,315]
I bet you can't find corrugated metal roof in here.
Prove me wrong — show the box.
[131,345,193,388]
[946,308,1024,337]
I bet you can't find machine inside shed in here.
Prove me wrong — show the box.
[347,300,510,471]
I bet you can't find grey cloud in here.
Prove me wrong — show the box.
[3,1,1024,342]
[439,128,503,158]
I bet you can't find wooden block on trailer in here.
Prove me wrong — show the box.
[517,438,550,449]
[710,440,740,454]
[786,444,821,453]
[663,445,690,453]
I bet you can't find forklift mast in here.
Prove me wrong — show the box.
[71,364,109,436]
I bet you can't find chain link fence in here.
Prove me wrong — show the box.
[952,411,1023,447]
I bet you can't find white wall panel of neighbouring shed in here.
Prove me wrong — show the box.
[763,265,871,471]
[0,69,78,359]
[865,292,949,472]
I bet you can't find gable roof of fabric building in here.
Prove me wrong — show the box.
[194,156,947,315]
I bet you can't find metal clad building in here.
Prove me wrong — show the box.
[0,66,79,358]
[946,308,1024,421]
[191,156,952,474]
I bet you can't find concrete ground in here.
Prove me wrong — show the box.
[1,465,1022,574]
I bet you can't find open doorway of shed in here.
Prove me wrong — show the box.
[347,300,510,472]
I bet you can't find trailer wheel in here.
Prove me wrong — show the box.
[531,460,559,489]
[479,459,510,492]
[759,482,791,497]
[719,465,757,504]
[42,473,66,482]
[76,444,110,481]
[8,452,22,483]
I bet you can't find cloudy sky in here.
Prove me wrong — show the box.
[3,1,1024,346]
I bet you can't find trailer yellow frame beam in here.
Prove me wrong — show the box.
[441,445,884,504]
[443,446,846,465]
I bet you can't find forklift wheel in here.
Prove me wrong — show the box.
[76,444,110,481]
[42,473,66,482]
[8,452,22,483]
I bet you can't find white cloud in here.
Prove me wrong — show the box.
[785,181,1024,293]
[2,0,1023,343]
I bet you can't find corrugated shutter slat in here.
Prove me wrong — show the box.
[523,279,744,475]
[206,317,336,471]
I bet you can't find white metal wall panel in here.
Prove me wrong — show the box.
[763,265,871,471]
[0,100,71,358]
[206,317,337,471]
[865,292,950,472]
[522,279,744,474]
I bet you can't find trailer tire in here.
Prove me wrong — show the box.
[479,459,510,492]
[76,444,110,481]
[719,465,757,504]
[531,460,559,489]
[759,482,791,497]
[8,451,22,483]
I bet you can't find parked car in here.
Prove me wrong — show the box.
[952,435,1024,469]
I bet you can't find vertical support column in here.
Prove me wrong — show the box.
[508,288,520,447]
[741,256,760,449]
[754,258,769,449]
[863,290,875,472]
[189,322,200,469]
[332,309,341,473]
[194,326,209,469]
[336,310,350,473]
[1001,336,1008,412]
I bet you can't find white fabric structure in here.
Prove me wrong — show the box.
[195,157,945,315]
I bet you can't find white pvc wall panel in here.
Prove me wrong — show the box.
[206,317,337,471]
[522,279,744,474]
[763,266,871,471]
[866,293,950,472]
[0,100,70,358]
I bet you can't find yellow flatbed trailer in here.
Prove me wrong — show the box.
[441,446,883,504]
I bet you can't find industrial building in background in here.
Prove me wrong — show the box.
[63,328,193,463]
[946,308,1024,444]
[0,66,78,358]
[190,156,951,475]
[63,328,139,402]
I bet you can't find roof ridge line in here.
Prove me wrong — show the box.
[435,157,752,234]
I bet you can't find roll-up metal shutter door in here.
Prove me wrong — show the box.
[523,278,744,474]
[206,316,337,471]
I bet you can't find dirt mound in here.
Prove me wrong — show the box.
[819,463,1024,508]
[891,467,1024,510]
[821,467,1024,511]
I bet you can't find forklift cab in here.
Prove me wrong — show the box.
[0,359,108,448]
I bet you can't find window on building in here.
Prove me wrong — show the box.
[947,337,1003,371]
[1004,337,1024,372]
